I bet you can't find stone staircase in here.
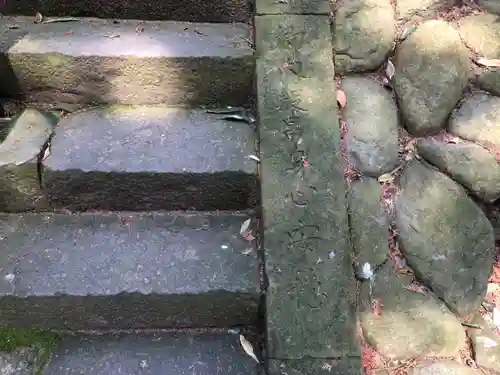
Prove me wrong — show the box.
[0,2,262,374]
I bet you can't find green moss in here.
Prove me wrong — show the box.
[0,328,60,373]
[0,328,59,352]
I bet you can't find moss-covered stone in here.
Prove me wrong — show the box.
[0,108,58,212]
[255,14,358,359]
[459,13,500,96]
[359,263,464,360]
[417,138,500,202]
[0,328,60,374]
[395,160,494,317]
[334,0,395,74]
[347,178,389,279]
[393,20,469,136]
[448,93,500,148]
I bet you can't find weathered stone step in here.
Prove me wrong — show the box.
[0,211,260,330]
[0,17,254,107]
[41,105,258,212]
[2,0,251,23]
[43,331,257,375]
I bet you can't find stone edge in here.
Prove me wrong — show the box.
[254,2,363,374]
[255,0,331,16]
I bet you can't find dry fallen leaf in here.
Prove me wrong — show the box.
[403,139,417,152]
[385,59,395,80]
[34,12,44,24]
[243,231,255,242]
[381,76,391,88]
[239,335,259,364]
[103,32,120,39]
[206,107,241,114]
[41,145,51,161]
[247,155,260,162]
[240,218,251,235]
[336,89,347,109]
[405,282,427,295]
[222,114,251,123]
[372,299,382,317]
[475,58,500,68]
[377,173,394,184]
[42,17,80,24]
[397,28,409,41]
[461,322,482,329]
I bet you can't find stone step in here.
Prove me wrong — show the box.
[39,105,258,212]
[0,211,260,330]
[42,331,258,375]
[0,17,254,107]
[2,0,251,23]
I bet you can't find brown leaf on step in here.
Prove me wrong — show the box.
[385,59,395,80]
[405,282,427,295]
[475,58,500,68]
[397,267,413,275]
[34,12,44,24]
[242,230,255,242]
[336,89,347,109]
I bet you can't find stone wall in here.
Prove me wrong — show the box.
[334,0,500,373]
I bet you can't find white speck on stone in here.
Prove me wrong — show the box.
[431,253,447,261]
[143,277,151,285]
[140,359,149,369]
[221,245,228,249]
[321,363,333,372]
[328,251,335,259]
[359,262,374,280]
[4,273,15,284]
[242,248,253,255]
